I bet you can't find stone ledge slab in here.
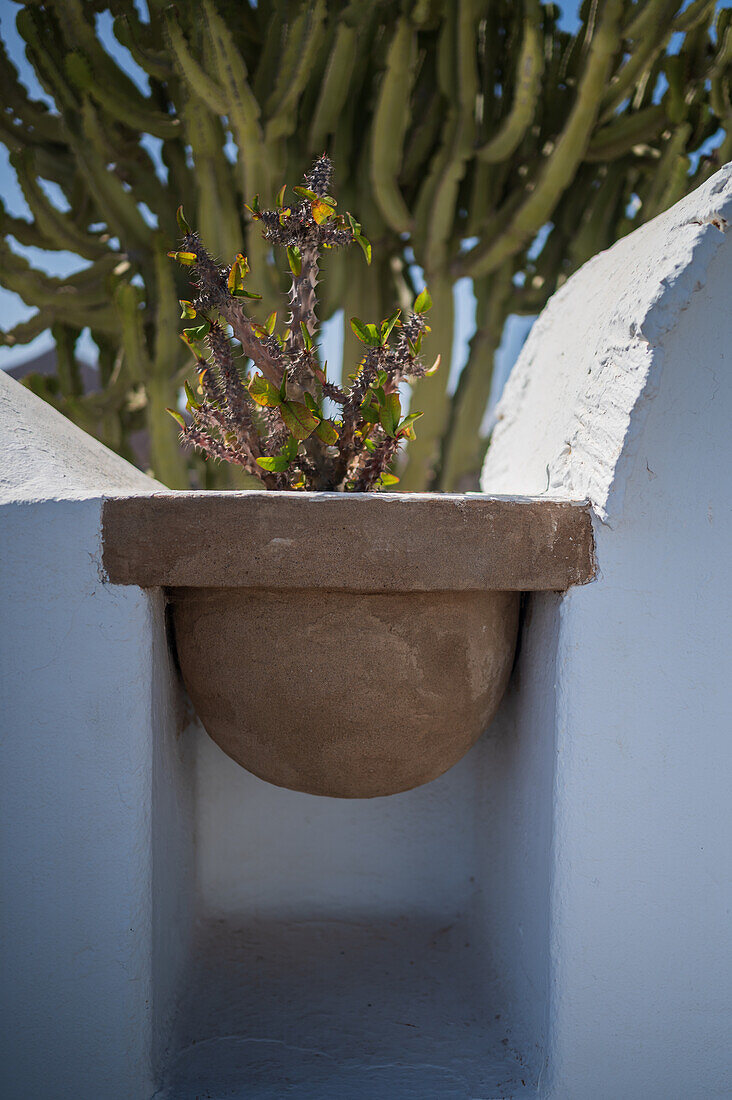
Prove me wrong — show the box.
[102,492,595,592]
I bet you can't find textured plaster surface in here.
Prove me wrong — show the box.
[178,735,543,1096]
[482,164,732,1097]
[482,162,732,522]
[157,915,535,1099]
[0,368,162,503]
[0,374,193,1099]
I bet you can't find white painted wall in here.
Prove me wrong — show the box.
[482,164,732,1098]
[2,164,731,1098]
[196,728,485,920]
[0,373,195,1099]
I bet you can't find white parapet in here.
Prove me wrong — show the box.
[482,164,732,1098]
[0,373,194,1100]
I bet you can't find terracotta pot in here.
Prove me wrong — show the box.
[103,492,594,797]
[170,585,519,797]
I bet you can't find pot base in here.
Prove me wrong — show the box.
[171,587,519,798]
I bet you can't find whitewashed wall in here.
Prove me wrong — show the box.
[1,163,730,1099]
[481,163,732,1098]
[0,374,195,1100]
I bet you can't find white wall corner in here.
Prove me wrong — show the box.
[482,164,732,1098]
[482,161,732,526]
[0,372,193,1099]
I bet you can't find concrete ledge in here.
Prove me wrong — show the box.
[102,491,594,592]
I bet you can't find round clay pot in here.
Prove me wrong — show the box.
[170,586,520,798]
[103,490,593,799]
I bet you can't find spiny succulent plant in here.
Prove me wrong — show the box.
[167,155,438,491]
[3,1,728,490]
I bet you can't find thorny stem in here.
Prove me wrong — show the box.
[172,155,431,491]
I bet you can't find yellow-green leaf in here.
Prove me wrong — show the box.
[294,186,319,201]
[183,322,210,342]
[315,418,339,445]
[281,400,319,440]
[248,374,282,408]
[257,455,290,472]
[350,317,381,346]
[300,321,313,350]
[311,199,332,224]
[380,309,401,344]
[184,380,200,409]
[379,391,401,437]
[414,287,432,313]
[355,234,371,265]
[167,251,198,266]
[287,245,302,277]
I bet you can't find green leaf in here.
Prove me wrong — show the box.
[397,410,424,431]
[228,255,260,299]
[167,250,198,266]
[287,245,302,277]
[293,186,319,201]
[350,317,381,347]
[425,353,441,376]
[228,259,244,295]
[244,194,261,217]
[378,472,400,487]
[280,400,319,440]
[179,300,196,319]
[304,392,321,416]
[359,401,380,425]
[265,311,277,335]
[355,234,372,265]
[300,321,313,351]
[275,184,286,208]
[281,436,299,462]
[380,309,401,344]
[346,212,361,235]
[183,321,211,342]
[248,374,282,408]
[379,391,402,437]
[166,407,186,428]
[315,418,339,445]
[414,287,432,313]
[397,410,423,440]
[183,380,200,409]
[176,205,191,235]
[257,455,290,472]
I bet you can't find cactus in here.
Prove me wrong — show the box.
[0,0,729,491]
[168,156,436,491]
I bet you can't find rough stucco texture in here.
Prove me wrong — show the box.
[0,373,193,1100]
[482,163,732,1099]
[0,367,161,503]
[483,162,732,521]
